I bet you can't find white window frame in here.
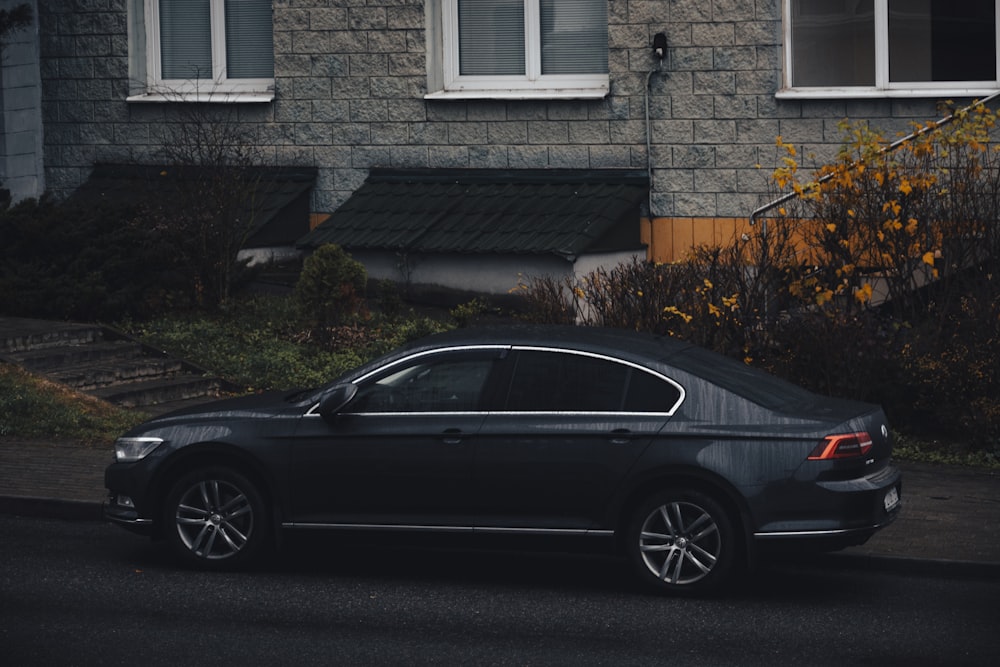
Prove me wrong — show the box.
[425,0,609,100]
[128,0,274,103]
[779,0,1000,99]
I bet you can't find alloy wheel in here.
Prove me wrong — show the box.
[637,499,723,586]
[172,476,256,562]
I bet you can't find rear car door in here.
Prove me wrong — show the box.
[289,347,506,527]
[473,348,683,531]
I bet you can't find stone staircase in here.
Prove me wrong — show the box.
[0,317,228,416]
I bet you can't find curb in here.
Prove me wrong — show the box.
[795,552,1000,579]
[0,495,103,522]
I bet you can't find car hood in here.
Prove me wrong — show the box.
[131,390,306,428]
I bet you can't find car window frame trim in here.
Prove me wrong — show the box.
[304,345,510,417]
[306,343,686,418]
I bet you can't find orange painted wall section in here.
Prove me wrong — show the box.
[641,217,754,263]
[309,213,331,230]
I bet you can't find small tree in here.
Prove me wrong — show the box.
[295,244,368,334]
[144,100,266,308]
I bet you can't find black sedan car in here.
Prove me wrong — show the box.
[105,325,901,593]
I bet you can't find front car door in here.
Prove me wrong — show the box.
[289,347,507,527]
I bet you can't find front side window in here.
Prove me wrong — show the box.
[428,0,609,99]
[352,355,497,413]
[135,0,274,101]
[784,0,999,97]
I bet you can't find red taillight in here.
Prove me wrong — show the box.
[808,432,874,460]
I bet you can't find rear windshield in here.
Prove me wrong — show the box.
[667,346,816,410]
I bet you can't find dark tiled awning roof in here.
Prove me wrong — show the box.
[67,164,318,247]
[299,169,649,260]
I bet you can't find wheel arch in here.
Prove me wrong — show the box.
[148,442,282,541]
[613,467,756,570]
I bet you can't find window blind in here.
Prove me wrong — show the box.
[540,0,608,75]
[226,0,274,78]
[159,0,212,79]
[458,0,526,76]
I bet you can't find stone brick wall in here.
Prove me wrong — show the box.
[37,0,948,225]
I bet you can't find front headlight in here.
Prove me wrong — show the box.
[114,437,164,462]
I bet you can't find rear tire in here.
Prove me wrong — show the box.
[163,467,270,570]
[626,488,736,595]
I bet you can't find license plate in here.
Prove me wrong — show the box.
[884,487,900,512]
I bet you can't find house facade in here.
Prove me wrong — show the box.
[8,0,999,293]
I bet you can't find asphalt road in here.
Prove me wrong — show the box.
[2,515,998,666]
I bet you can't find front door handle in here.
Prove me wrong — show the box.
[442,428,464,445]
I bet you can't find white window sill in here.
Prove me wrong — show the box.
[127,89,274,104]
[425,85,609,101]
[776,87,1000,100]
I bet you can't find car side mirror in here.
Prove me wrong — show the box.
[317,383,358,419]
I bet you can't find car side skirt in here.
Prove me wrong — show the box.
[282,522,614,537]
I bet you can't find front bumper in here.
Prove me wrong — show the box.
[103,496,154,535]
[104,460,156,535]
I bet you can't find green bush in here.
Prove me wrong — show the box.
[0,197,195,320]
[295,244,368,330]
[756,308,903,405]
[896,291,1000,449]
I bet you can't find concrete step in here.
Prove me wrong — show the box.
[8,340,145,372]
[0,319,105,354]
[89,374,222,409]
[1,316,231,413]
[50,356,186,391]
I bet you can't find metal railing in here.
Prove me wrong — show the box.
[748,91,1000,235]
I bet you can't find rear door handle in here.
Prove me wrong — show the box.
[610,428,632,445]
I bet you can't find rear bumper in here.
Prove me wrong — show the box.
[753,465,902,552]
[753,512,898,551]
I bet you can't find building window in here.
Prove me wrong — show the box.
[131,0,274,102]
[782,0,999,98]
[426,0,609,100]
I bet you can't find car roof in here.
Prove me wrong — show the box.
[413,324,694,361]
[413,325,823,410]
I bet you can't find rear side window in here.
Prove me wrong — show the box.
[623,367,681,412]
[503,350,681,413]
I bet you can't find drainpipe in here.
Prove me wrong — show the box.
[645,33,668,254]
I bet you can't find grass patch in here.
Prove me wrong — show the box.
[124,295,455,392]
[0,363,144,445]
[893,433,1000,469]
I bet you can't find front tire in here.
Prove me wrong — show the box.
[626,488,736,595]
[163,467,270,570]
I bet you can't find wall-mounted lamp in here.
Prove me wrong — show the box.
[652,33,667,60]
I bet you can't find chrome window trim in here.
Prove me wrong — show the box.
[304,345,508,416]
[305,343,687,417]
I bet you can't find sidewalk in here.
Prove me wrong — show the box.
[0,436,998,575]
